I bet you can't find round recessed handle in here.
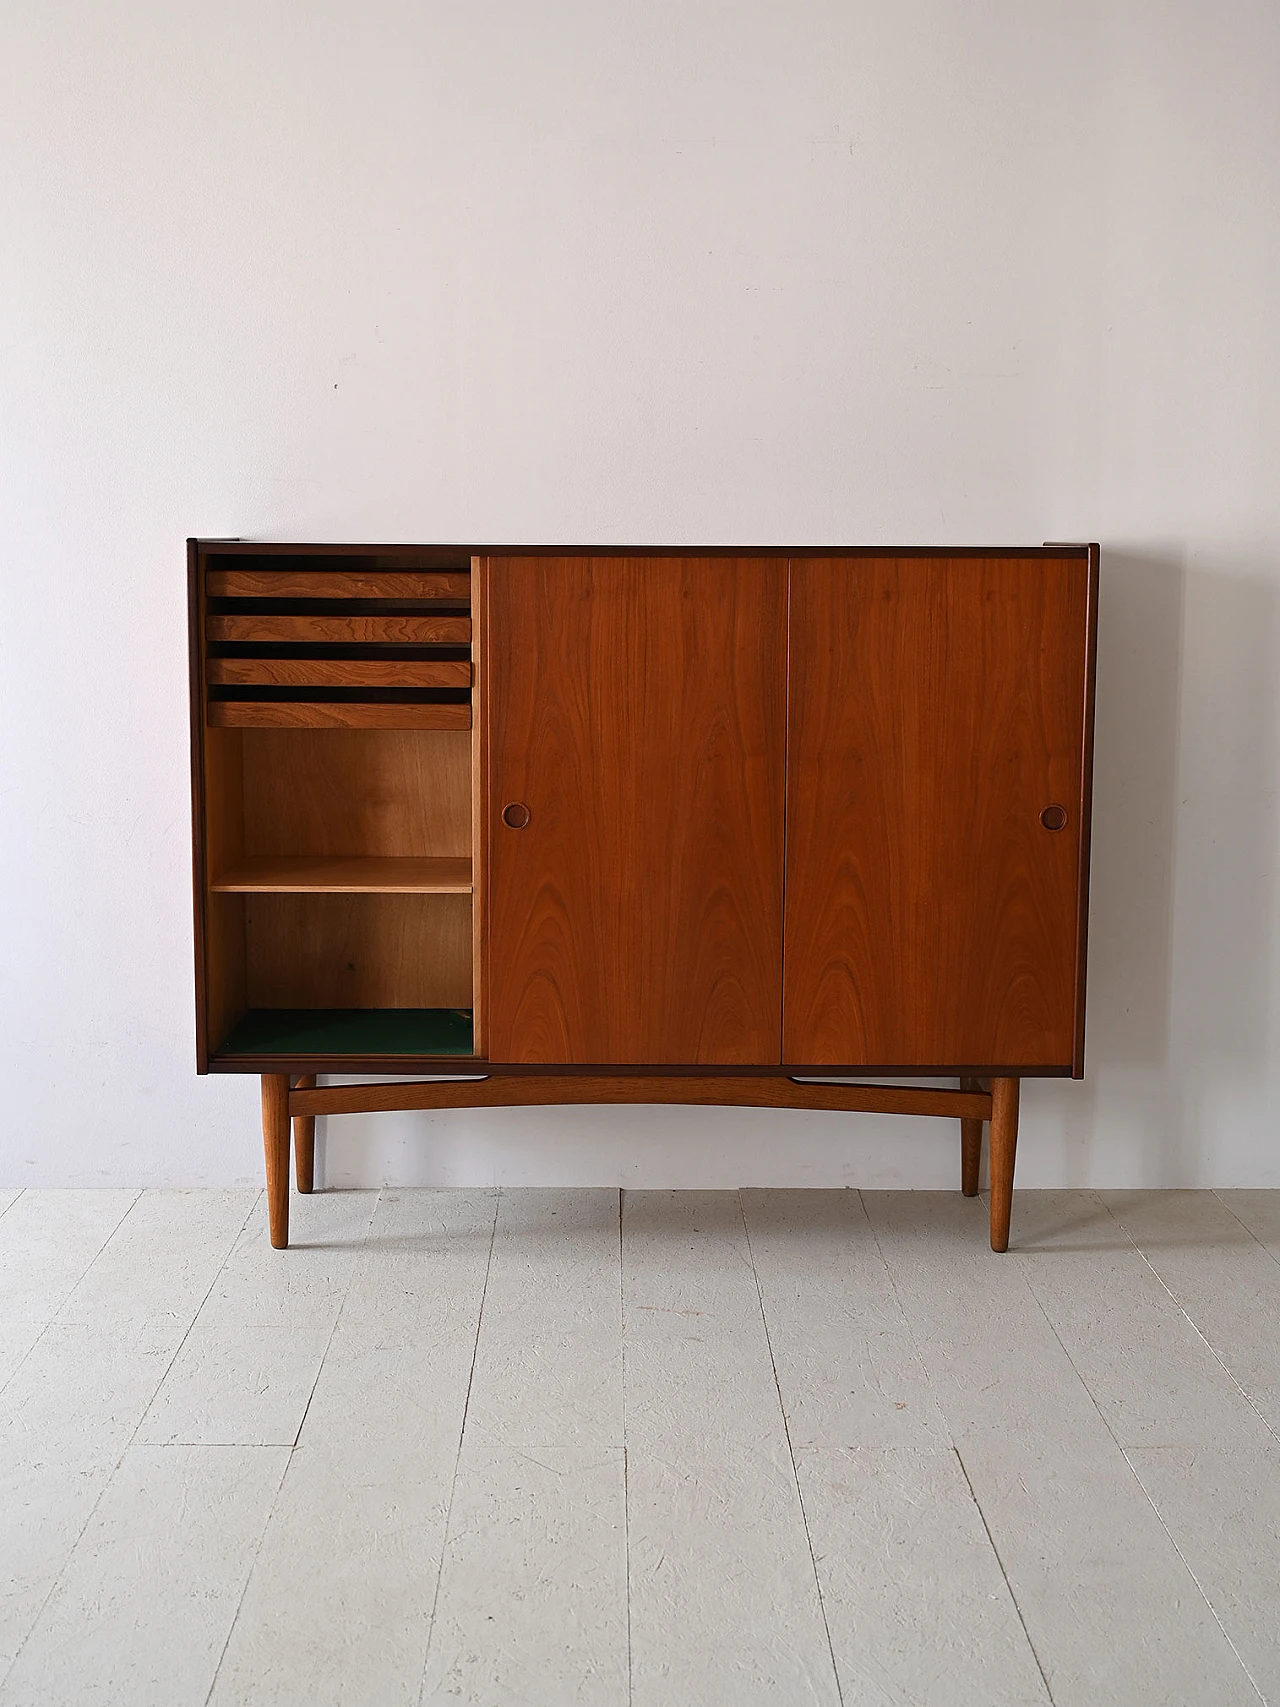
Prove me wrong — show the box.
[1039,804,1068,832]
[501,801,531,830]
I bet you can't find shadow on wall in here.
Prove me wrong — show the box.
[1039,545,1279,1184]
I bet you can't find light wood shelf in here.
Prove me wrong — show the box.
[207,702,471,730]
[210,855,473,895]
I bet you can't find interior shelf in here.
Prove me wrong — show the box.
[206,700,470,730]
[218,1007,476,1057]
[211,855,473,894]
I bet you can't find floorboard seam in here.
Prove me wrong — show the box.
[858,1192,1059,1703]
[619,1187,633,1707]
[953,1446,1057,1704]
[1101,1196,1280,1450]
[0,1327,46,1410]
[176,1188,292,1707]
[287,1196,375,1452]
[1021,1271,1267,1705]
[738,1190,845,1707]
[200,1451,295,1707]
[415,1183,501,1707]
[1212,1190,1280,1272]
[203,1188,376,1707]
[0,1189,144,1404]
[0,1189,258,1703]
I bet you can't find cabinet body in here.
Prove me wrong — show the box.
[190,543,1097,1081]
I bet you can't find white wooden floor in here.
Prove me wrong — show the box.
[1,1188,1279,1705]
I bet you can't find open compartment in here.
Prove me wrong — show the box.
[200,722,477,1060]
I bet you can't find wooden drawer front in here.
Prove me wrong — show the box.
[208,658,472,690]
[206,613,471,645]
[202,553,472,731]
[206,568,470,600]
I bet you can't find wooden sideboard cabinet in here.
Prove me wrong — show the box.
[189,542,1099,1252]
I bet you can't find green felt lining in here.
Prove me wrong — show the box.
[217,1007,475,1057]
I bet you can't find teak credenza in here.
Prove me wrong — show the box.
[188,542,1099,1252]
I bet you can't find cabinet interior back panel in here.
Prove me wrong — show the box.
[240,729,471,858]
[783,555,1089,1068]
[245,893,472,1009]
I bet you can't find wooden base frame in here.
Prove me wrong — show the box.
[260,1073,1022,1254]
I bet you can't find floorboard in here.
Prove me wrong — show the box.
[0,1189,140,1334]
[863,1190,1260,1707]
[0,1191,255,1690]
[1104,1189,1280,1433]
[421,1189,627,1704]
[209,1190,495,1707]
[3,1187,1278,1707]
[623,1190,841,1707]
[1014,1190,1279,1700]
[0,1445,289,1707]
[743,1188,1048,1703]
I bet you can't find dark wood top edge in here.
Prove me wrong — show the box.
[208,1054,1073,1077]
[188,541,209,1075]
[192,540,472,562]
[193,540,1096,561]
[1072,541,1102,1078]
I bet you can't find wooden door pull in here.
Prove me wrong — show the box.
[1039,804,1068,831]
[502,802,531,829]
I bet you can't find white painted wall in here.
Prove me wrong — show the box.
[3,2,1278,1189]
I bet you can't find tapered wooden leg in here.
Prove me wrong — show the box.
[292,1074,316,1194]
[960,1076,983,1197]
[989,1076,1020,1253]
[261,1073,291,1250]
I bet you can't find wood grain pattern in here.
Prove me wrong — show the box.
[484,555,786,1065]
[292,1073,315,1193]
[207,700,470,730]
[206,568,470,600]
[245,893,472,1009]
[202,725,247,1052]
[1073,543,1101,1076]
[261,1073,291,1248]
[784,555,1090,1068]
[960,1075,984,1197]
[241,729,471,858]
[989,1076,1020,1252]
[470,555,489,1059]
[189,539,211,1071]
[207,613,470,644]
[211,855,472,894]
[289,1076,993,1119]
[207,657,471,689]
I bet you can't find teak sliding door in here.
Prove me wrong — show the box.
[483,554,787,1064]
[783,553,1094,1072]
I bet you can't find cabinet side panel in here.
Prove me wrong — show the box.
[486,555,786,1064]
[1073,544,1101,1076]
[471,555,488,1054]
[784,555,1089,1068]
[191,541,248,1063]
[188,540,209,1070]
